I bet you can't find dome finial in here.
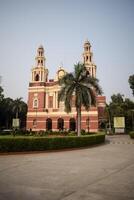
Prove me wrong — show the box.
[38,44,44,49]
[84,39,91,48]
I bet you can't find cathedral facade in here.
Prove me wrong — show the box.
[26,40,106,132]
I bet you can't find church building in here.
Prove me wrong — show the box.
[26,40,106,132]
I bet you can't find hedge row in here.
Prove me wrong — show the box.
[0,130,97,136]
[129,131,134,139]
[0,133,105,152]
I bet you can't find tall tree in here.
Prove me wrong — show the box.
[0,86,27,129]
[128,74,134,96]
[58,62,102,136]
[0,86,4,128]
[107,94,134,131]
[12,97,24,118]
[0,86,4,102]
[3,98,14,128]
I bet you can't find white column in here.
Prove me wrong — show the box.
[42,70,44,82]
[53,92,55,109]
[46,92,48,108]
[55,92,58,109]
[32,71,33,81]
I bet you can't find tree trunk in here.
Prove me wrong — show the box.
[77,107,81,136]
[16,109,18,119]
[108,109,112,133]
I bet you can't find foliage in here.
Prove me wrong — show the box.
[0,133,105,152]
[128,74,134,96]
[81,131,96,135]
[105,93,134,131]
[0,130,97,137]
[13,97,24,118]
[129,131,134,139]
[58,62,102,136]
[0,86,4,102]
[0,86,27,130]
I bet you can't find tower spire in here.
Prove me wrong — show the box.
[31,45,48,82]
[35,45,46,67]
[83,40,96,78]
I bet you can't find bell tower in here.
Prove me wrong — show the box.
[83,40,96,78]
[27,45,48,131]
[31,45,48,82]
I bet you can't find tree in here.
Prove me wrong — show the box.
[0,86,27,130]
[18,100,27,128]
[12,97,24,118]
[111,93,124,104]
[58,62,102,136]
[109,94,124,117]
[0,86,4,128]
[128,74,134,96]
[105,104,112,131]
[0,86,4,102]
[107,94,134,131]
[2,98,14,128]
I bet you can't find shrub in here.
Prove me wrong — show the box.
[0,133,105,152]
[81,131,96,135]
[68,131,77,136]
[129,131,134,139]
[0,130,11,135]
[81,129,86,135]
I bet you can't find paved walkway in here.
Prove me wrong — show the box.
[0,135,134,200]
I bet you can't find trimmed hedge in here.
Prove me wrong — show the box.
[0,133,105,152]
[129,131,134,139]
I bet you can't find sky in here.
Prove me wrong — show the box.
[0,0,134,103]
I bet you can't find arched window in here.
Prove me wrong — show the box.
[57,118,64,130]
[69,118,76,131]
[33,119,37,127]
[33,98,38,108]
[35,74,39,81]
[46,118,52,130]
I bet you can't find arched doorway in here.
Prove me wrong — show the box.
[46,118,52,130]
[57,118,64,130]
[69,118,76,131]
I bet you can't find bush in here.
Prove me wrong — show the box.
[0,133,105,152]
[68,131,77,136]
[129,131,134,139]
[81,131,96,135]
[0,130,12,135]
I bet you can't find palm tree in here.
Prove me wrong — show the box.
[13,97,23,118]
[58,62,102,136]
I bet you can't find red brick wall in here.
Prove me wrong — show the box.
[27,91,45,112]
[27,114,98,132]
